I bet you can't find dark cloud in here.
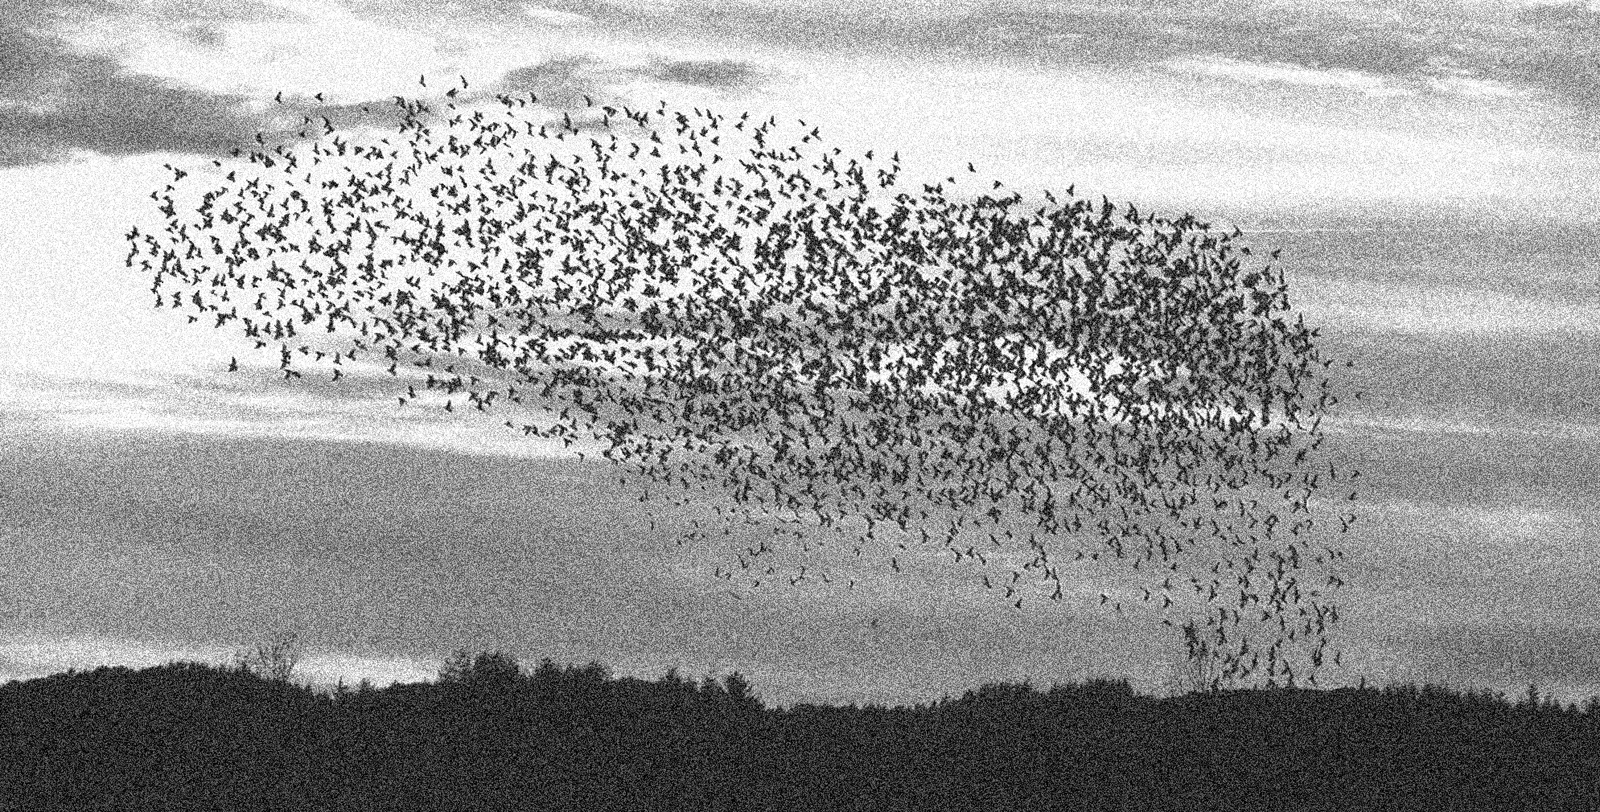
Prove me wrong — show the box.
[489,53,767,114]
[0,0,751,168]
[1513,0,1600,28]
[497,54,613,109]
[8,0,119,29]
[0,0,385,167]
[0,27,262,166]
[0,34,436,167]
[1489,44,1600,108]
[180,23,226,48]
[645,58,767,91]
[1232,20,1433,77]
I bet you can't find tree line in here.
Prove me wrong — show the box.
[0,652,1595,811]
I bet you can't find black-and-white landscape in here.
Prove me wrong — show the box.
[1,1,1598,807]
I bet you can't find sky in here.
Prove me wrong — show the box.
[1,0,1598,707]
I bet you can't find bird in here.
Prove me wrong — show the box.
[133,85,1353,688]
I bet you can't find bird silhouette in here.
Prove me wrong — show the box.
[130,84,1359,690]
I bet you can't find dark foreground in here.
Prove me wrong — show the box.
[1,657,1596,811]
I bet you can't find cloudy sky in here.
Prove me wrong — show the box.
[1,0,1598,707]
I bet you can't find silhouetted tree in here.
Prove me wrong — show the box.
[233,631,304,684]
[723,671,758,708]
[438,649,522,690]
[1,654,1596,811]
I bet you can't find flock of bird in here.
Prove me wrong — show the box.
[126,74,1361,689]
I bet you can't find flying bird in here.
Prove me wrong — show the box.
[131,84,1358,691]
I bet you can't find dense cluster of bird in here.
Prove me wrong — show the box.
[127,75,1361,689]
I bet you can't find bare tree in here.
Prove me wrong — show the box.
[233,631,305,684]
[1163,649,1228,697]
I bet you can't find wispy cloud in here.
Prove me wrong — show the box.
[1378,499,1583,539]
[0,367,588,459]
[1324,328,1600,434]
[1328,411,1600,514]
[1302,277,1600,335]
[1165,56,1409,97]
[1328,413,1600,444]
[514,0,1600,114]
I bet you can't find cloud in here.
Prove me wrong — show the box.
[497,54,612,108]
[1339,329,1600,422]
[1326,411,1600,516]
[0,365,589,459]
[1391,502,1577,540]
[491,52,769,107]
[519,0,1600,110]
[7,0,117,28]
[0,26,264,166]
[1496,1,1600,105]
[179,23,227,47]
[644,57,768,90]
[1303,278,1600,335]
[1165,56,1409,97]
[0,1,420,166]
[520,4,594,26]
